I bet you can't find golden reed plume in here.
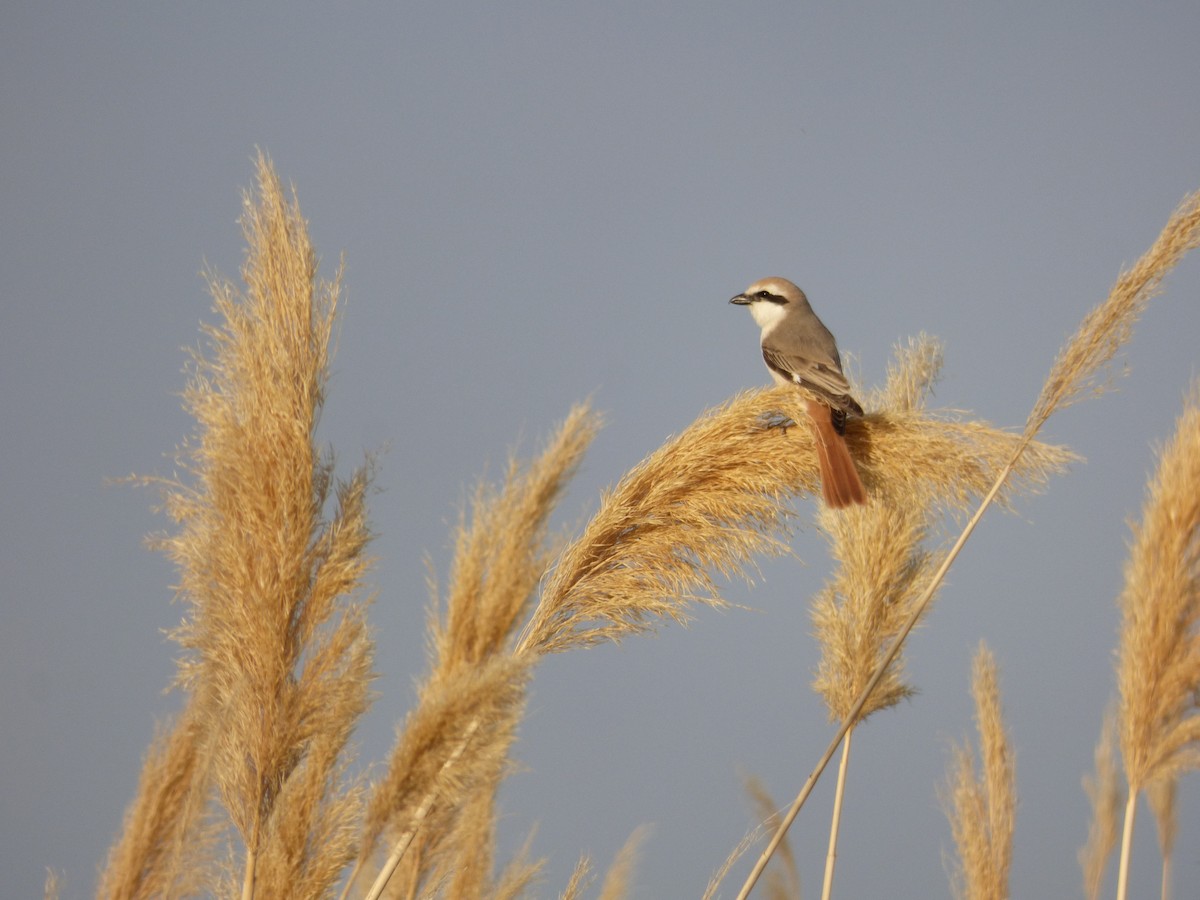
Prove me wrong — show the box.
[100,153,374,900]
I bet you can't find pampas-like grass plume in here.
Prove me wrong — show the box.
[1113,380,1200,900]
[942,643,1015,900]
[101,153,375,900]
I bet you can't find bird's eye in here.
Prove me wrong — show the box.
[757,291,772,299]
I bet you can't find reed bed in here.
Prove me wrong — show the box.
[94,157,1200,899]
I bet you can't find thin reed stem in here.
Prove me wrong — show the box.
[821,728,854,900]
[1116,791,1138,900]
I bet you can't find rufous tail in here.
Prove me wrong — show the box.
[805,399,866,508]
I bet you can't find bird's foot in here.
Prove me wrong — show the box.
[757,412,797,433]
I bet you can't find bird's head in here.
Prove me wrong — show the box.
[730,276,808,329]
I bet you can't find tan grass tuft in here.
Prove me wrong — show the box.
[1079,710,1122,900]
[703,825,765,900]
[357,655,531,895]
[942,643,1015,900]
[490,830,546,900]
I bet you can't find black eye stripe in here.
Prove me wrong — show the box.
[758,290,787,304]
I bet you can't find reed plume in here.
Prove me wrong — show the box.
[1113,381,1200,899]
[101,153,375,900]
[1079,710,1122,900]
[942,643,1015,900]
[1029,190,1200,434]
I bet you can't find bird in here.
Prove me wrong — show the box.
[730,276,867,508]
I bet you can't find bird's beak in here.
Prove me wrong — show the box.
[730,294,751,305]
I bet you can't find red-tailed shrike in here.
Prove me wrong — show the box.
[731,277,867,508]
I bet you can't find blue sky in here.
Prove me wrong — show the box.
[4,4,1200,897]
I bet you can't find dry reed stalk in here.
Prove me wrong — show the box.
[734,187,1200,899]
[1079,710,1122,900]
[108,153,376,900]
[1114,381,1200,899]
[942,644,1015,900]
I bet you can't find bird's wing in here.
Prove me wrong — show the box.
[761,344,863,415]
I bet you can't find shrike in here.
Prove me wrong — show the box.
[731,277,867,508]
